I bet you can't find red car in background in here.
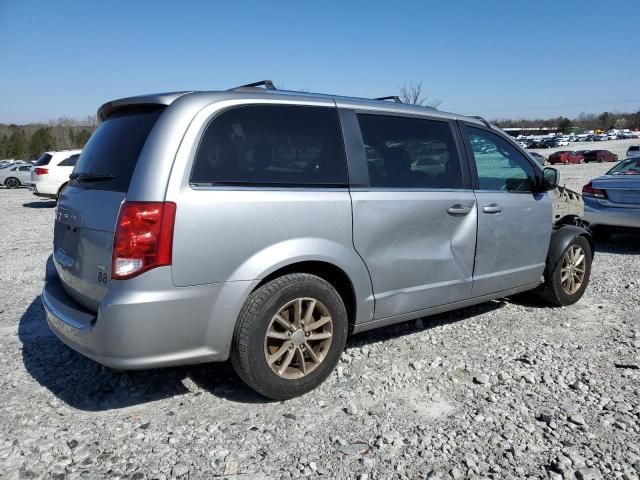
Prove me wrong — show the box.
[583,150,618,163]
[548,151,585,165]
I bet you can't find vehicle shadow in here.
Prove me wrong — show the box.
[23,200,56,209]
[20,296,507,410]
[18,297,267,411]
[595,232,640,255]
[348,300,506,347]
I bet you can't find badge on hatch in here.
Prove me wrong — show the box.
[97,264,109,285]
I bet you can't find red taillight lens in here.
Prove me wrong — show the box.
[112,201,176,279]
[34,167,49,175]
[582,182,607,199]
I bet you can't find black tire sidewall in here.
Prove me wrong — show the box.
[5,178,19,188]
[236,275,348,400]
[551,236,592,306]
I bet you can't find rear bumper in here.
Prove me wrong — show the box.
[43,255,256,369]
[30,183,56,199]
[583,197,640,229]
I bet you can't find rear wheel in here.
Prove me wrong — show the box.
[231,273,348,400]
[538,236,592,306]
[4,177,20,188]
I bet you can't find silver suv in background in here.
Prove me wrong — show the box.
[43,82,594,399]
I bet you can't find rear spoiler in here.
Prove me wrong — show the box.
[97,91,193,121]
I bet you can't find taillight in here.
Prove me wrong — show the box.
[112,201,177,279]
[34,167,49,175]
[582,182,607,199]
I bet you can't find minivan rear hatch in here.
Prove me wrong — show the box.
[54,106,166,311]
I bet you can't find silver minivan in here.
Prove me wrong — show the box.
[43,81,593,399]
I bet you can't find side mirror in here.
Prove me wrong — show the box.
[541,167,559,191]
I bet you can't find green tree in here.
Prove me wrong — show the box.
[28,127,55,160]
[0,134,8,158]
[72,129,92,147]
[598,112,610,129]
[6,129,28,159]
[558,117,572,133]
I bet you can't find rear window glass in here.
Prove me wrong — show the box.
[35,153,52,166]
[191,105,348,186]
[71,106,165,192]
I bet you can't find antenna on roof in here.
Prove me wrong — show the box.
[230,80,277,90]
[375,96,403,104]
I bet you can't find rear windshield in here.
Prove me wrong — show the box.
[71,106,165,192]
[35,153,52,166]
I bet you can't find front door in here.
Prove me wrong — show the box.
[461,124,552,297]
[350,113,477,320]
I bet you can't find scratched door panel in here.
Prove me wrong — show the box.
[351,190,477,319]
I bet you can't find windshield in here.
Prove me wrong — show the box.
[71,106,165,192]
[607,159,640,175]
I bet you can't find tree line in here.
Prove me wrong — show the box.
[0,117,97,161]
[492,110,640,133]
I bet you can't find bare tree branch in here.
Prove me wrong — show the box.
[398,82,441,109]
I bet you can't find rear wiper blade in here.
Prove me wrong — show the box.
[69,172,115,182]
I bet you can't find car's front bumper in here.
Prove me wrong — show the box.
[42,255,256,369]
[583,196,640,229]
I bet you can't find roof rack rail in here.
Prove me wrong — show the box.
[470,115,493,129]
[230,80,277,90]
[375,96,403,103]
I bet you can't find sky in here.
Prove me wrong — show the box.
[1,0,639,124]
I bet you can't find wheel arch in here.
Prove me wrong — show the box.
[254,260,360,333]
[545,225,594,278]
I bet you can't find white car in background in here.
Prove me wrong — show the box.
[0,163,33,188]
[30,150,81,200]
[556,137,570,146]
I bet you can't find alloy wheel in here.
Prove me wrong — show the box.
[264,297,333,380]
[561,245,586,295]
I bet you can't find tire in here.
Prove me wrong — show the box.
[231,273,348,400]
[4,177,20,189]
[537,236,592,307]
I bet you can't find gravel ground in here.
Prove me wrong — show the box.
[1,178,639,480]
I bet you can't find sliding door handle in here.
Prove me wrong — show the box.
[482,204,503,214]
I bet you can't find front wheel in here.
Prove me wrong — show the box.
[231,273,348,400]
[537,236,592,306]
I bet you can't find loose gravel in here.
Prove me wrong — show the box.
[1,171,639,480]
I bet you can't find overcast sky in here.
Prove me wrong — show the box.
[1,0,638,123]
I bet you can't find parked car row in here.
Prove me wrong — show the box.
[521,133,638,149]
[547,149,618,165]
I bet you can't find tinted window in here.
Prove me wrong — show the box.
[191,105,348,186]
[71,106,165,192]
[466,127,536,192]
[58,154,80,167]
[35,153,52,166]
[357,114,463,189]
[19,166,31,171]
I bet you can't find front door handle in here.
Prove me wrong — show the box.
[447,204,472,215]
[482,204,503,214]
